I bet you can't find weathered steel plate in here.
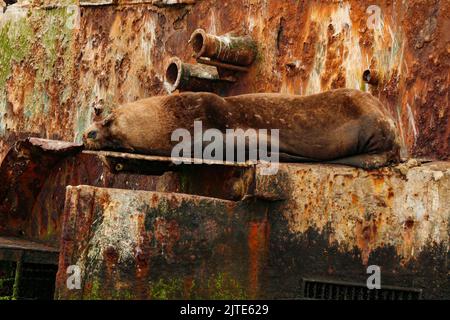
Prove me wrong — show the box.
[55,185,264,299]
[55,162,449,299]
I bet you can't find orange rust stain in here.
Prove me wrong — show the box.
[321,24,346,90]
[400,217,416,262]
[135,212,151,298]
[151,193,159,206]
[183,277,195,298]
[6,62,36,116]
[247,216,269,299]
[103,245,119,285]
[355,219,379,265]
[372,176,385,194]
[351,194,359,204]
[154,218,180,259]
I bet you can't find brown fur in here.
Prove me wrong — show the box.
[83,89,401,169]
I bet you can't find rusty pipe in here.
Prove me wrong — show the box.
[363,69,379,86]
[165,57,227,93]
[189,29,257,66]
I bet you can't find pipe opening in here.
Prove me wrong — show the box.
[166,62,180,86]
[191,32,205,55]
[362,70,372,83]
[362,69,379,85]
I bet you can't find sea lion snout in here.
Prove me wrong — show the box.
[83,122,105,150]
[83,112,120,151]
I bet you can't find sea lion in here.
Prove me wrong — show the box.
[83,88,401,169]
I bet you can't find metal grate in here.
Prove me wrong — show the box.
[301,278,422,300]
[0,261,16,299]
[0,261,57,300]
[18,263,58,300]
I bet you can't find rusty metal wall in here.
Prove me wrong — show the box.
[0,0,449,300]
[0,0,449,164]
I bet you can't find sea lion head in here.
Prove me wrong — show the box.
[83,114,116,150]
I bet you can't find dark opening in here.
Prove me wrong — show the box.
[0,261,15,299]
[19,263,58,300]
[0,261,57,300]
[166,62,180,85]
[362,70,372,83]
[191,32,205,54]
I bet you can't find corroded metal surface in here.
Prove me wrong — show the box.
[54,162,449,299]
[0,138,82,240]
[0,148,255,246]
[256,162,450,265]
[83,149,257,174]
[258,162,449,299]
[0,0,448,163]
[1,0,449,300]
[55,185,264,299]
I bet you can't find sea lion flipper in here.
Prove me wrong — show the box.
[276,152,320,163]
[327,152,390,170]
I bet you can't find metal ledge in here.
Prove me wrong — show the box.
[83,150,257,175]
[0,236,59,265]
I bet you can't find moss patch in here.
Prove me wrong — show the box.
[0,16,33,88]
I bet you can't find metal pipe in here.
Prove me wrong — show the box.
[189,29,257,66]
[165,57,231,93]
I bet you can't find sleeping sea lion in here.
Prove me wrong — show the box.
[83,88,400,169]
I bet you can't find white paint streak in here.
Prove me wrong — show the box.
[140,16,156,65]
[85,201,144,265]
[406,103,418,142]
